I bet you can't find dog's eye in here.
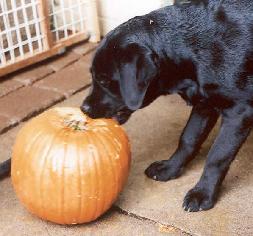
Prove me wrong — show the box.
[99,80,110,86]
[97,74,110,87]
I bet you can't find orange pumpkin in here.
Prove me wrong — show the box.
[11,107,131,225]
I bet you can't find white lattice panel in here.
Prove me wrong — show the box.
[0,0,100,76]
[50,0,88,41]
[0,0,44,65]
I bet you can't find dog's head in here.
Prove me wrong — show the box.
[81,26,160,124]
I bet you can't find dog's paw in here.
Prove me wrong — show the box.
[183,187,215,212]
[144,160,182,181]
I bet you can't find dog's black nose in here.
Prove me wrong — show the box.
[80,103,91,114]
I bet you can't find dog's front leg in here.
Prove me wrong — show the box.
[183,106,253,212]
[145,103,219,181]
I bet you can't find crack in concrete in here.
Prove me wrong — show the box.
[0,122,19,135]
[113,205,194,236]
[0,84,25,99]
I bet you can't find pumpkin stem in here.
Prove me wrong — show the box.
[64,119,88,131]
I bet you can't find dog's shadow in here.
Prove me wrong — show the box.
[123,95,253,198]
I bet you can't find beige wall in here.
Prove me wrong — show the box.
[53,0,174,38]
[97,0,174,36]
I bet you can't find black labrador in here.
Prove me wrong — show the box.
[81,0,253,212]
[1,0,253,212]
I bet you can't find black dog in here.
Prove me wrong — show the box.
[81,0,253,212]
[1,0,252,212]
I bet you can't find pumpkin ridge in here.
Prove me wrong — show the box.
[12,127,43,179]
[92,130,116,214]
[107,126,131,186]
[12,128,45,214]
[108,125,131,186]
[75,134,82,223]
[75,131,89,223]
[78,131,92,222]
[91,133,102,221]
[21,127,44,155]
[85,131,98,222]
[91,130,114,217]
[60,130,69,224]
[38,129,60,220]
[97,130,119,203]
[91,132,105,220]
[48,127,69,223]
[103,128,123,191]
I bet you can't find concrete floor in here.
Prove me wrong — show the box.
[1,89,253,235]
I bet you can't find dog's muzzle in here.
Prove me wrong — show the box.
[80,103,131,125]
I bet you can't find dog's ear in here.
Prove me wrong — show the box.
[117,43,158,110]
